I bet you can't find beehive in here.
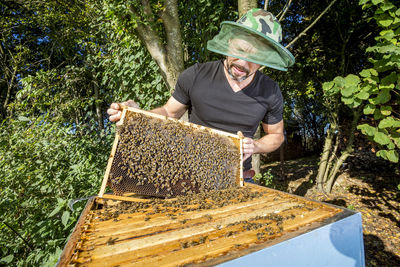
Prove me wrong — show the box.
[56,184,356,266]
[99,107,243,199]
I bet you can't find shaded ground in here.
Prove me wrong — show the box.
[260,156,400,267]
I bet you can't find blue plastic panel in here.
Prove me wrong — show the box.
[218,212,365,267]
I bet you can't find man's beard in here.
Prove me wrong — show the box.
[226,62,252,82]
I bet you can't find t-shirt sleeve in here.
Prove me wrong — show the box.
[172,64,197,106]
[262,83,283,125]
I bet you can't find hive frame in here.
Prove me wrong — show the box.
[98,106,243,200]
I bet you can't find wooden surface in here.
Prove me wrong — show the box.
[98,133,120,197]
[59,184,342,266]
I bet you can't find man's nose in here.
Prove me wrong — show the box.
[234,58,249,67]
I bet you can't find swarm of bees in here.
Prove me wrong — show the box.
[108,111,241,197]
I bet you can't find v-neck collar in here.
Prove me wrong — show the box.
[220,60,257,94]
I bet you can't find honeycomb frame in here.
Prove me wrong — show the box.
[99,106,243,199]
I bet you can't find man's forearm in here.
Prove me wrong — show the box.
[253,133,284,154]
[150,106,169,117]
[150,106,185,119]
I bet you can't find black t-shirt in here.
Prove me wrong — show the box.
[172,60,283,169]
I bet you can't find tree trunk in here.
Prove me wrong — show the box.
[93,81,104,132]
[2,64,17,119]
[322,133,339,186]
[325,108,362,192]
[128,0,183,91]
[316,125,335,192]
[279,143,285,179]
[252,124,260,174]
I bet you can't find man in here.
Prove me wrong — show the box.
[107,8,295,181]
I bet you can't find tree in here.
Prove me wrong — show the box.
[316,0,400,193]
[103,0,183,91]
[0,1,114,265]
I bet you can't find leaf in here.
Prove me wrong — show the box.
[49,205,63,217]
[333,76,345,87]
[363,104,375,114]
[379,29,394,41]
[359,69,371,77]
[381,2,395,11]
[355,90,370,100]
[322,81,334,91]
[371,0,383,5]
[393,137,400,148]
[341,96,354,105]
[377,14,393,27]
[380,106,392,116]
[341,86,356,97]
[381,72,397,85]
[373,131,391,145]
[18,116,30,122]
[370,88,391,104]
[369,68,378,76]
[344,74,360,86]
[378,117,394,128]
[377,150,399,163]
[353,97,363,107]
[0,255,14,264]
[61,210,70,226]
[358,124,377,136]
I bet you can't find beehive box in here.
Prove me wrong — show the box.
[99,107,243,199]
[57,184,365,267]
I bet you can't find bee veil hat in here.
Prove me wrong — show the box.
[207,8,295,71]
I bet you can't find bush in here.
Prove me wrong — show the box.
[0,117,113,266]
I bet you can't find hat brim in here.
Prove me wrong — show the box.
[207,21,295,71]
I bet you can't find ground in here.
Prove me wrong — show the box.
[260,156,400,267]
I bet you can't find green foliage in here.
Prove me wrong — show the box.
[179,0,238,66]
[270,0,378,153]
[98,34,169,109]
[0,117,112,266]
[254,169,275,188]
[0,1,239,265]
[322,0,400,163]
[100,0,173,106]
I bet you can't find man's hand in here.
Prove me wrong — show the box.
[238,120,285,161]
[242,137,256,161]
[107,100,139,122]
[237,131,255,161]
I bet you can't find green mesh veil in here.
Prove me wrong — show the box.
[207,9,295,71]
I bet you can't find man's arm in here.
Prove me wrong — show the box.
[242,120,284,161]
[107,96,188,122]
[150,97,188,119]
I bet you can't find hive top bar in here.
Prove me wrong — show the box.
[58,184,345,267]
[99,106,244,199]
[118,106,242,139]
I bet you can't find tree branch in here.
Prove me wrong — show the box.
[128,3,167,71]
[278,0,292,22]
[264,0,269,11]
[3,221,34,250]
[285,0,337,49]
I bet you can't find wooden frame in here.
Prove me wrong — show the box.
[99,106,243,199]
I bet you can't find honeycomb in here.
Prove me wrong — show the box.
[107,109,241,198]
